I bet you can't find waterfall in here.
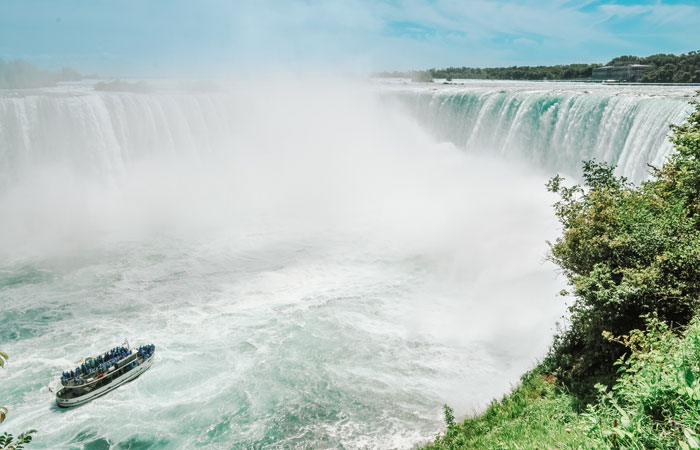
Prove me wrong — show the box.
[3,79,694,448]
[385,82,696,182]
[1,82,695,186]
[0,90,243,185]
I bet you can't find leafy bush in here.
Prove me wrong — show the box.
[0,431,36,450]
[544,94,700,398]
[422,91,700,450]
[586,315,700,449]
[423,369,589,449]
[424,316,700,449]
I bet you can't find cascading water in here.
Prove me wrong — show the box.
[0,79,696,449]
[385,81,696,182]
[0,90,242,185]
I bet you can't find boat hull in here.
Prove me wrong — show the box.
[56,355,154,408]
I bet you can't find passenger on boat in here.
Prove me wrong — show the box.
[62,345,142,382]
[137,344,155,359]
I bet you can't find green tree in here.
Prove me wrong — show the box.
[382,49,700,82]
[586,315,700,449]
[544,94,700,399]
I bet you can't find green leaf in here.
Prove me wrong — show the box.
[612,402,631,428]
[685,428,700,449]
[621,416,631,429]
[685,368,696,387]
[678,368,695,387]
[614,426,634,439]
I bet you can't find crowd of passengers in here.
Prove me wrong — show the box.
[61,346,134,383]
[61,344,157,383]
[137,344,155,360]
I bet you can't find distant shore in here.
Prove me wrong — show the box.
[375,49,700,83]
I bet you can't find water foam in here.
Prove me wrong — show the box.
[0,79,692,448]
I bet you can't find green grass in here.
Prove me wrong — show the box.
[423,94,700,450]
[424,316,700,449]
[423,369,589,449]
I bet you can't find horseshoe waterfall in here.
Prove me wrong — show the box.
[0,80,696,449]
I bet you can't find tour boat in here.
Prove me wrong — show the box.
[55,343,155,408]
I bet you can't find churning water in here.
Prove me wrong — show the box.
[0,79,696,449]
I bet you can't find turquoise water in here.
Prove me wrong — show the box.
[387,80,695,182]
[3,79,692,448]
[1,224,563,448]
[0,239,451,447]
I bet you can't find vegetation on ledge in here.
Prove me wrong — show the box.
[610,52,700,83]
[424,93,700,448]
[429,63,598,81]
[376,50,700,82]
[426,316,700,449]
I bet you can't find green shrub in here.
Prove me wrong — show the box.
[423,316,700,449]
[423,93,700,449]
[423,368,589,449]
[544,94,700,398]
[585,315,700,449]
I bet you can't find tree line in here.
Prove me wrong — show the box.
[376,50,700,83]
[429,63,598,81]
[610,51,700,83]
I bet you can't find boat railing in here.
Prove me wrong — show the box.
[60,353,141,388]
[59,344,155,388]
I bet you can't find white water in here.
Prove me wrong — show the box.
[386,80,696,182]
[0,79,695,449]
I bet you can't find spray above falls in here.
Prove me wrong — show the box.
[0,79,697,448]
[1,81,695,186]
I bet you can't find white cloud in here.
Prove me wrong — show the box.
[599,2,700,25]
[3,0,700,74]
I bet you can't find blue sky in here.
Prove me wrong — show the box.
[1,0,699,76]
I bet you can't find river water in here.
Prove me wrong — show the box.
[0,79,696,448]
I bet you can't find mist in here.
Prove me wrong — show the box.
[0,77,570,447]
[2,0,699,446]
[0,79,561,260]
[1,76,568,356]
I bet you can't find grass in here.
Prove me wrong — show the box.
[423,316,700,450]
[423,369,589,449]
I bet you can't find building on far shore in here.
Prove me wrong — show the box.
[592,62,653,82]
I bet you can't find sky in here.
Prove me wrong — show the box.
[1,0,699,76]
